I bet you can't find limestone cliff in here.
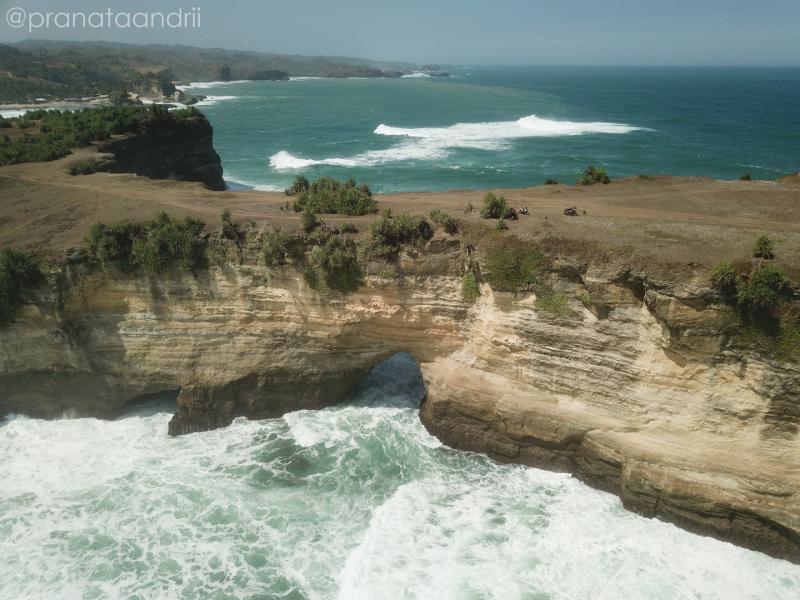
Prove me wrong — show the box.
[94,113,225,191]
[0,236,798,562]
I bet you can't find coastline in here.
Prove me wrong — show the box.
[1,126,799,563]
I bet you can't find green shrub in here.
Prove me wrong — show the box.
[462,272,480,303]
[130,213,206,273]
[309,235,362,292]
[464,202,474,214]
[736,322,800,363]
[536,287,569,316]
[544,178,559,185]
[291,176,376,216]
[340,221,358,234]
[740,173,752,181]
[485,244,546,292]
[220,209,243,242]
[0,249,44,326]
[263,228,304,267]
[480,192,510,219]
[367,210,433,257]
[737,266,788,316]
[710,261,739,298]
[753,235,774,259]
[496,218,508,230]
[207,236,230,267]
[577,165,610,185]
[0,105,205,167]
[285,175,310,195]
[302,206,320,233]
[86,222,145,269]
[430,209,459,234]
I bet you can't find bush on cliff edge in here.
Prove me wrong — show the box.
[86,213,206,273]
[0,249,43,326]
[485,241,546,293]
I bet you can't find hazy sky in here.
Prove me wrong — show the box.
[1,0,799,65]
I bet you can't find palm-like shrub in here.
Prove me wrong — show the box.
[368,210,433,257]
[577,166,610,185]
[310,235,362,292]
[480,192,509,219]
[737,266,788,315]
[429,209,459,234]
[753,235,774,259]
[291,177,376,216]
[710,261,739,298]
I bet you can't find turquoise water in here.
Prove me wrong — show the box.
[181,67,800,192]
[2,354,800,599]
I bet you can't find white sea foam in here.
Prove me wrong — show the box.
[224,176,283,192]
[2,353,797,599]
[270,114,650,170]
[401,72,432,78]
[175,80,251,91]
[193,95,241,107]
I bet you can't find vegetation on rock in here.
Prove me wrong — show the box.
[462,272,480,303]
[0,249,44,326]
[86,212,205,273]
[736,266,789,316]
[536,287,569,316]
[485,241,546,293]
[710,261,740,300]
[367,210,433,258]
[309,235,362,292]
[710,240,797,361]
[262,228,303,267]
[429,209,459,234]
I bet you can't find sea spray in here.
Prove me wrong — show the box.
[1,354,798,599]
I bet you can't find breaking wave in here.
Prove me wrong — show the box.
[1,353,798,599]
[270,114,649,170]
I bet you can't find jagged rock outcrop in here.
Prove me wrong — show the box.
[94,114,225,190]
[0,238,798,562]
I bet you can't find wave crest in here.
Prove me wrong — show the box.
[271,114,649,170]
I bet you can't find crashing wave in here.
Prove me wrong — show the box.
[270,114,649,170]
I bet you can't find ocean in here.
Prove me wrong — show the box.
[2,354,799,599]
[179,67,800,192]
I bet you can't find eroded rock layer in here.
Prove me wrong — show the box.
[0,239,797,561]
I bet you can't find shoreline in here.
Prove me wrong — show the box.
[1,137,800,563]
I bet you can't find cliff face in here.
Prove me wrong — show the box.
[1,238,798,562]
[95,115,225,191]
